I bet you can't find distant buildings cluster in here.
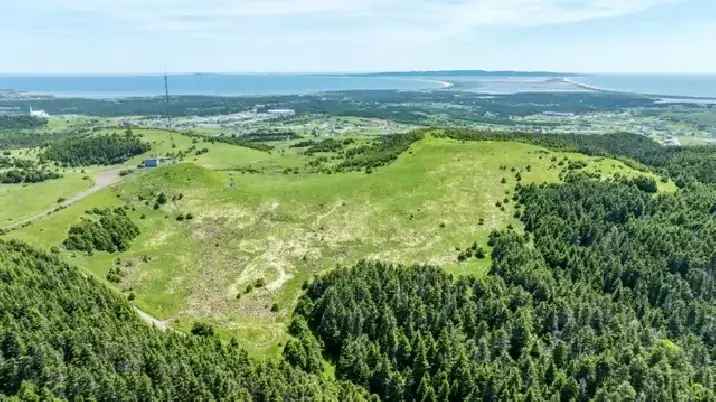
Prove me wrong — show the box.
[267,109,296,118]
[254,105,296,118]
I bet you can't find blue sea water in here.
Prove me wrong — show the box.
[0,73,446,98]
[1,72,714,100]
[571,74,716,99]
[437,74,716,99]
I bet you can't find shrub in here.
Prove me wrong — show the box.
[190,322,214,337]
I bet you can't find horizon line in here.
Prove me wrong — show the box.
[1,70,716,77]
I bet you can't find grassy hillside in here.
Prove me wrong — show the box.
[3,130,673,356]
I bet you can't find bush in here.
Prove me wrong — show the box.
[63,208,140,254]
[190,322,214,337]
[630,176,658,193]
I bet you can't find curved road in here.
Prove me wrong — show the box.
[2,168,174,331]
[2,167,124,232]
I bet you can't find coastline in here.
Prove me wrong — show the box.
[438,80,455,89]
[563,76,716,102]
[561,78,604,92]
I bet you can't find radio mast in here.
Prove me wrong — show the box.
[164,73,171,128]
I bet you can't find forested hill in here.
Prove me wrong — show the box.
[0,240,369,400]
[2,128,715,400]
[41,133,150,166]
[295,177,715,401]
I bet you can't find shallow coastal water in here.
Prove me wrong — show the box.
[0,73,445,98]
[571,74,716,99]
[1,72,714,100]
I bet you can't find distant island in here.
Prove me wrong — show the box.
[360,70,577,78]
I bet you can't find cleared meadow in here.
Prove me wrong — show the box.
[4,130,672,356]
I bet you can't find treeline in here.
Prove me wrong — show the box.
[239,131,299,143]
[336,131,425,172]
[202,134,274,152]
[299,132,425,173]
[0,168,61,184]
[293,176,715,401]
[439,129,716,185]
[0,155,62,184]
[63,208,140,254]
[0,130,77,150]
[0,91,658,122]
[0,240,370,400]
[0,115,47,130]
[300,138,355,155]
[41,133,150,166]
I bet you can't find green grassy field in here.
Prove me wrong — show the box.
[3,129,673,357]
[0,171,92,225]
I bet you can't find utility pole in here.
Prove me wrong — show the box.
[164,73,171,128]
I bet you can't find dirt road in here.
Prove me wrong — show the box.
[2,167,124,232]
[133,306,170,331]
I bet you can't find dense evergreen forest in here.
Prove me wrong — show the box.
[41,133,150,166]
[0,129,78,150]
[295,176,715,401]
[0,116,47,130]
[0,240,370,400]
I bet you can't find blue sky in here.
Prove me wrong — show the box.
[3,0,714,73]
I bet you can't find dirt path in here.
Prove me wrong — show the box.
[133,306,170,331]
[2,167,124,232]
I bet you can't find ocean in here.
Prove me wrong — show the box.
[571,74,716,99]
[0,73,446,99]
[0,72,714,100]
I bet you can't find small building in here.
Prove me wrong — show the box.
[143,159,160,168]
[29,106,50,118]
[267,109,296,118]
[542,111,575,117]
[663,137,681,147]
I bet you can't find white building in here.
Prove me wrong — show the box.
[663,136,681,146]
[29,106,50,118]
[267,109,296,118]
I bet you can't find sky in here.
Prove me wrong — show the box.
[2,0,715,74]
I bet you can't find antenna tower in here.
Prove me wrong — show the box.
[164,73,171,128]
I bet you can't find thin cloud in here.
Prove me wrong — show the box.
[34,0,678,30]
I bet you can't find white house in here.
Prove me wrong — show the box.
[29,106,50,118]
